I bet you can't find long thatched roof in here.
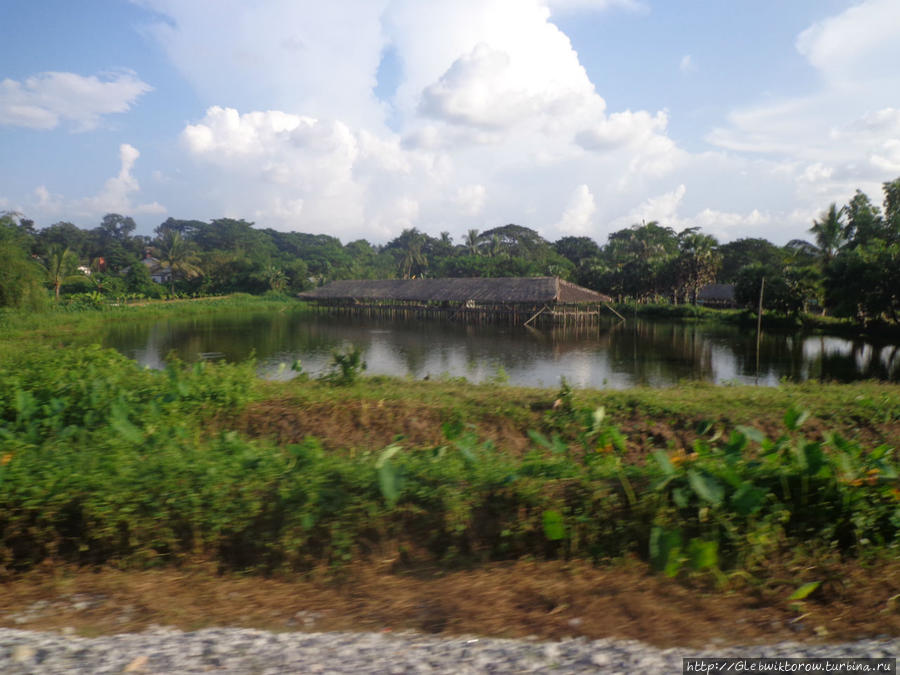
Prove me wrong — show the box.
[298,277,611,304]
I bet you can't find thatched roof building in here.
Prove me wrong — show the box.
[696,283,736,308]
[298,277,614,327]
[299,277,611,305]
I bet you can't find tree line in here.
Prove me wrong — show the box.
[1,178,898,323]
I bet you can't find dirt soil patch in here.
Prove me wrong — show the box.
[231,398,533,454]
[1,559,897,648]
[229,396,897,463]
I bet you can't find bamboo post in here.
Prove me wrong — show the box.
[524,304,550,327]
[604,302,626,322]
[756,277,765,384]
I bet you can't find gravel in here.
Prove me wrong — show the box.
[0,626,896,674]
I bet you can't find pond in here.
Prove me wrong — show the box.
[101,309,900,388]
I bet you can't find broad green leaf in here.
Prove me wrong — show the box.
[551,434,569,455]
[649,526,683,574]
[664,552,683,578]
[687,538,718,571]
[802,442,825,475]
[527,429,553,450]
[672,487,689,509]
[542,509,566,541]
[735,425,766,445]
[722,431,748,461]
[377,461,400,507]
[694,420,714,437]
[869,445,890,461]
[687,469,724,505]
[789,581,821,601]
[591,407,606,432]
[784,407,810,432]
[109,401,143,444]
[609,428,627,453]
[375,444,402,469]
[441,418,463,441]
[652,449,676,477]
[731,484,766,515]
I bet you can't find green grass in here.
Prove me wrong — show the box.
[0,293,308,346]
[0,340,896,577]
[614,301,899,337]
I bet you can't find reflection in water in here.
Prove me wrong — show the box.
[101,310,900,388]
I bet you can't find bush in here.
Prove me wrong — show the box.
[0,345,896,575]
[321,345,367,386]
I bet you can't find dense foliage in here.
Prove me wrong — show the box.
[0,344,896,575]
[1,176,899,324]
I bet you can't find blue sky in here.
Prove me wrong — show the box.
[2,0,898,245]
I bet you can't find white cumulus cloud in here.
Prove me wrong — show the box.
[553,184,597,236]
[708,0,900,219]
[456,184,487,216]
[0,71,151,130]
[75,144,166,217]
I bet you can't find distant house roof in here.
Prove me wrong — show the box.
[140,255,172,282]
[697,283,735,302]
[299,277,611,305]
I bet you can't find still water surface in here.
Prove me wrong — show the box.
[102,310,900,388]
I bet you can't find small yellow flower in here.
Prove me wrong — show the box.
[0,453,12,466]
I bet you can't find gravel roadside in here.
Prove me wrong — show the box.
[1,626,897,674]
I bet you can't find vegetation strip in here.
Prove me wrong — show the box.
[3,176,900,330]
[1,328,896,578]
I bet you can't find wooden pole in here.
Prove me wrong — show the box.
[603,302,626,322]
[523,304,550,327]
[756,276,765,384]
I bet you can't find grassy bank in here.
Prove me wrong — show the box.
[613,301,900,337]
[0,293,306,345]
[1,334,897,583]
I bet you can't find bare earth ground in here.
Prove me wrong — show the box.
[232,396,898,462]
[1,558,898,648]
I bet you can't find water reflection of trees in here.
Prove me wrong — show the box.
[603,320,717,385]
[817,340,899,382]
[103,312,900,385]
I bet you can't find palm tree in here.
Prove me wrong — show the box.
[398,233,428,279]
[155,230,202,295]
[464,229,481,256]
[809,203,845,265]
[264,265,287,292]
[43,245,81,301]
[675,229,721,304]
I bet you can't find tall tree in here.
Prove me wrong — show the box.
[395,229,428,279]
[604,222,678,300]
[99,213,137,242]
[809,203,845,264]
[843,190,883,248]
[553,236,601,267]
[718,238,785,283]
[154,230,202,295]
[881,178,900,241]
[464,229,481,256]
[674,228,721,304]
[0,213,47,310]
[43,245,82,301]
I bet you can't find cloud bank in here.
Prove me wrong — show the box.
[9,0,900,246]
